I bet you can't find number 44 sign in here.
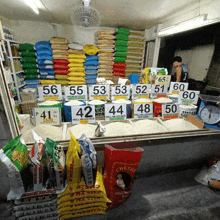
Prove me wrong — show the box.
[105,103,127,121]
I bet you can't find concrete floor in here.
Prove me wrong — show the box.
[1,168,220,220]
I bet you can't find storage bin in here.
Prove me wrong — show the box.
[128,73,139,84]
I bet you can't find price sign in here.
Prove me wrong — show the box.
[71,105,95,124]
[134,103,153,119]
[151,85,168,98]
[132,84,150,99]
[178,90,200,105]
[89,85,109,100]
[38,85,62,101]
[33,107,61,126]
[155,75,171,86]
[169,82,188,94]
[111,85,130,100]
[105,103,127,121]
[162,104,179,119]
[64,85,87,101]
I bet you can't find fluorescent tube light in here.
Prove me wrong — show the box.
[23,0,39,14]
[158,14,210,37]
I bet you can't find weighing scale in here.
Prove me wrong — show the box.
[197,94,220,130]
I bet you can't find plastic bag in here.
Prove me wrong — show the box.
[68,72,85,77]
[69,67,85,72]
[83,45,99,55]
[68,63,84,68]
[54,70,69,75]
[40,75,55,79]
[115,52,127,57]
[68,49,85,54]
[21,57,37,63]
[37,59,54,65]
[40,69,55,75]
[53,49,69,55]
[104,145,143,209]
[56,80,69,85]
[95,122,106,137]
[84,61,99,67]
[117,28,129,35]
[37,54,53,61]
[69,81,86,85]
[50,37,68,44]
[55,74,69,80]
[20,51,36,57]
[53,54,68,59]
[35,41,52,50]
[68,77,85,82]
[24,74,39,79]
[22,63,38,69]
[53,64,69,70]
[36,49,53,56]
[85,69,97,74]
[85,55,99,61]
[24,69,38,75]
[53,59,69,64]
[38,64,54,69]
[51,44,68,50]
[68,59,85,63]
[68,54,86,59]
[19,44,35,51]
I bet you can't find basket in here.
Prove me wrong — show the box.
[20,100,38,115]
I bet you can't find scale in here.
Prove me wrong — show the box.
[197,94,220,130]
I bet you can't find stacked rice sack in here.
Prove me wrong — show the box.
[19,44,39,89]
[95,29,115,80]
[50,37,70,85]
[113,28,130,78]
[57,133,110,220]
[125,30,145,77]
[35,41,56,85]
[66,43,86,85]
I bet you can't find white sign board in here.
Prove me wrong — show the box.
[33,107,61,126]
[169,82,189,94]
[71,105,95,124]
[178,90,200,105]
[111,85,130,100]
[64,85,87,101]
[155,75,171,86]
[105,103,127,121]
[151,85,168,98]
[89,85,110,100]
[132,84,150,99]
[134,103,153,119]
[38,85,62,101]
[162,104,179,119]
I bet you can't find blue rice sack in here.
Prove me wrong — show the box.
[35,41,52,50]
[37,54,53,61]
[40,75,55,79]
[83,60,99,67]
[39,69,55,75]
[85,69,97,74]
[38,65,54,69]
[37,49,53,56]
[37,60,54,65]
[85,55,99,62]
[25,79,40,84]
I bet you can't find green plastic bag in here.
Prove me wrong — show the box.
[115,46,128,52]
[115,40,128,47]
[20,51,36,57]
[19,44,35,51]
[21,57,37,63]
[22,63,38,69]
[24,74,39,79]
[116,34,129,41]
[115,52,127,57]
[117,28,130,35]
[114,57,126,63]
[24,69,38,75]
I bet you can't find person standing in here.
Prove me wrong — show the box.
[172,56,188,82]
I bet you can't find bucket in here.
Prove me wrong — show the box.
[128,73,139,84]
[167,94,179,104]
[153,97,172,117]
[112,99,131,118]
[63,100,86,122]
[179,104,197,117]
[88,100,107,120]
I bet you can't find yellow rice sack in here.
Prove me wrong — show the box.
[83,45,99,55]
[68,77,85,82]
[69,67,85,72]
[56,80,69,85]
[55,75,69,80]
[40,80,57,84]
[68,63,84,68]
[68,54,86,59]
[69,81,86,85]
[68,59,85,63]
[68,72,85,77]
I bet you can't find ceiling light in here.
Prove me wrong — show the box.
[23,0,39,14]
[157,14,216,37]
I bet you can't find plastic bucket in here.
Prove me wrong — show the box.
[112,99,132,118]
[179,104,197,117]
[153,98,172,117]
[88,100,107,120]
[63,100,86,122]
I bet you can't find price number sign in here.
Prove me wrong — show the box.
[105,103,127,121]
[151,85,168,98]
[134,103,153,119]
[111,85,130,100]
[178,90,200,105]
[38,85,62,101]
[169,82,188,94]
[89,85,109,100]
[65,85,87,101]
[33,107,61,126]
[132,84,150,99]
[155,75,171,86]
[162,104,179,119]
[71,105,95,124]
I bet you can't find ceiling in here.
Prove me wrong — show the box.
[0,0,200,30]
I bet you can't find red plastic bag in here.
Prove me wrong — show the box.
[53,59,69,65]
[53,64,69,70]
[104,145,143,209]
[113,67,125,72]
[113,63,126,68]
[54,70,70,75]
[113,72,125,77]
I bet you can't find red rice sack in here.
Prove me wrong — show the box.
[104,145,143,209]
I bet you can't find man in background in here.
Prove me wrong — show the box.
[172,56,188,82]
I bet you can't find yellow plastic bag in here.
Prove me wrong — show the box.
[68,54,86,59]
[68,77,85,82]
[68,63,84,68]
[40,80,57,84]
[56,80,69,85]
[69,67,85,72]
[55,75,69,80]
[68,72,85,77]
[68,59,85,63]
[69,81,86,85]
[83,45,99,55]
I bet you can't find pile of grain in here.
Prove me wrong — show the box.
[22,124,63,143]
[154,97,172,103]
[162,118,199,131]
[104,122,137,137]
[66,124,97,139]
[133,119,168,134]
[64,100,84,106]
